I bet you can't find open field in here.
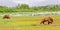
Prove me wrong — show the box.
[0,15,60,30]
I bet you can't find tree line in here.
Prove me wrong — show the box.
[0,4,60,13]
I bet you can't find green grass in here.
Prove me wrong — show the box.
[0,15,60,30]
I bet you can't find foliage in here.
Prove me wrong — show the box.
[0,4,60,13]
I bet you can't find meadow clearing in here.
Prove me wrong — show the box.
[0,15,60,30]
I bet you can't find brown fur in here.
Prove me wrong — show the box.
[40,16,53,25]
[3,15,10,19]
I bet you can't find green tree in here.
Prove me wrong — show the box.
[17,4,29,9]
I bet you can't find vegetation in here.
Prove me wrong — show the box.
[0,4,60,13]
[0,15,60,30]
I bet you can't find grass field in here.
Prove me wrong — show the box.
[0,15,60,30]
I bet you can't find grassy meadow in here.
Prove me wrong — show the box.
[0,15,60,30]
[0,2,60,30]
